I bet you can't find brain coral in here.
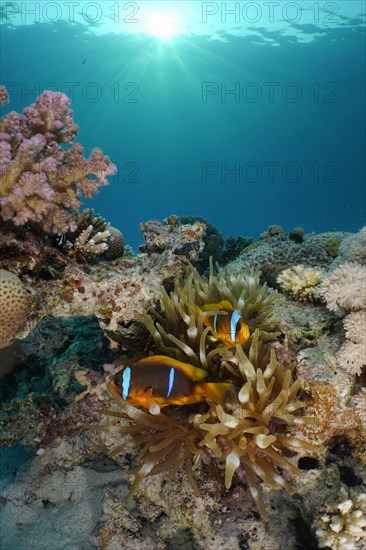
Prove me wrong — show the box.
[0,269,28,348]
[277,264,325,303]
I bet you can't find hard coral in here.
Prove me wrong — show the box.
[315,486,366,549]
[0,90,116,235]
[62,208,112,263]
[0,269,28,348]
[102,226,124,261]
[277,264,325,303]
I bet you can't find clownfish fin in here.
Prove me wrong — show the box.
[137,355,208,382]
[194,382,233,404]
[200,300,233,312]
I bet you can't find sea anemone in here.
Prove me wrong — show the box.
[102,331,315,520]
[96,263,315,520]
[139,259,280,367]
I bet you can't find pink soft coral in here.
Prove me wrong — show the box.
[0,90,116,234]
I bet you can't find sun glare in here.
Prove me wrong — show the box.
[146,12,179,39]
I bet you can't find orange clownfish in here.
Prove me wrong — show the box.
[108,355,232,410]
[197,300,250,348]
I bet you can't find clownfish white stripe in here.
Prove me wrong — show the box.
[230,310,241,342]
[122,367,131,400]
[167,367,175,397]
[213,313,218,335]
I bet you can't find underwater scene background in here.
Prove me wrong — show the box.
[1,0,365,248]
[0,2,366,550]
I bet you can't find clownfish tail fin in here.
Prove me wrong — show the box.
[194,382,233,405]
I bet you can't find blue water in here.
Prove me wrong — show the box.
[1,1,365,249]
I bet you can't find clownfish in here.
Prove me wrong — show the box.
[197,300,250,348]
[108,355,232,411]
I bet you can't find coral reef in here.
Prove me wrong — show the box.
[277,264,325,303]
[324,238,342,258]
[222,235,253,264]
[0,315,115,450]
[0,269,29,348]
[229,230,350,285]
[0,90,116,234]
[1,222,366,549]
[139,216,205,261]
[180,215,224,270]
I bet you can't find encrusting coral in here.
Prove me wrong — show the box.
[98,262,316,521]
[277,264,325,303]
[0,88,116,235]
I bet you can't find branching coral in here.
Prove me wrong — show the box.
[277,264,325,303]
[315,486,366,549]
[63,209,112,263]
[0,89,116,234]
[73,225,111,261]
